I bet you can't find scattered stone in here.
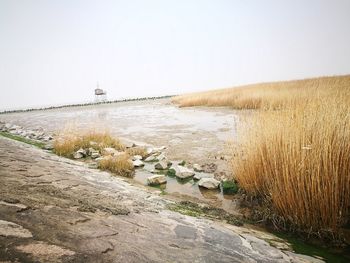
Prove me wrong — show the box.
[90,151,100,159]
[146,147,153,155]
[155,160,168,170]
[133,155,143,161]
[153,146,166,152]
[0,220,33,238]
[156,153,166,161]
[193,173,214,180]
[145,155,157,162]
[193,164,204,172]
[77,148,87,156]
[43,143,54,150]
[73,151,84,159]
[42,135,53,141]
[147,175,167,185]
[120,139,135,148]
[133,159,144,168]
[88,148,100,159]
[174,165,195,179]
[198,178,220,189]
[201,163,218,173]
[9,125,21,131]
[103,147,119,156]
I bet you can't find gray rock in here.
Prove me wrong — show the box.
[88,148,100,159]
[153,146,166,152]
[201,163,218,173]
[174,165,195,179]
[43,143,54,150]
[198,178,220,189]
[120,139,135,148]
[133,155,143,161]
[76,148,87,157]
[133,159,144,167]
[43,135,53,141]
[155,153,166,161]
[193,164,204,172]
[145,155,157,162]
[9,125,21,131]
[91,151,101,159]
[73,152,84,159]
[155,160,168,170]
[103,147,118,156]
[147,175,167,185]
[146,147,153,155]
[193,173,214,180]
[0,220,33,238]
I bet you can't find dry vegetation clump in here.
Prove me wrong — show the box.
[53,130,125,158]
[53,129,135,177]
[174,75,350,240]
[98,154,134,177]
[126,146,148,158]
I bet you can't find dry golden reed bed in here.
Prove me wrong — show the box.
[174,75,350,240]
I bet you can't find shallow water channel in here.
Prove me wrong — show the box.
[134,162,238,213]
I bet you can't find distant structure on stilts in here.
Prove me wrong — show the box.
[94,82,107,103]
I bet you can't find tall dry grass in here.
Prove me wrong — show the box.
[173,75,350,110]
[174,75,350,239]
[98,154,134,177]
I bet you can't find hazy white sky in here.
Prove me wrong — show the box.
[0,0,349,110]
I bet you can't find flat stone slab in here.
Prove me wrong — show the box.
[16,242,75,261]
[0,136,321,263]
[0,220,33,238]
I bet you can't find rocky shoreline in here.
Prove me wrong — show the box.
[0,121,234,193]
[0,120,325,262]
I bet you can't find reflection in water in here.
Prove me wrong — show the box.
[198,186,221,200]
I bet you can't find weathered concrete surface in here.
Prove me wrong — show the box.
[0,137,316,262]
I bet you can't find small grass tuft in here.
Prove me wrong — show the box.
[98,154,134,177]
[125,146,148,158]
